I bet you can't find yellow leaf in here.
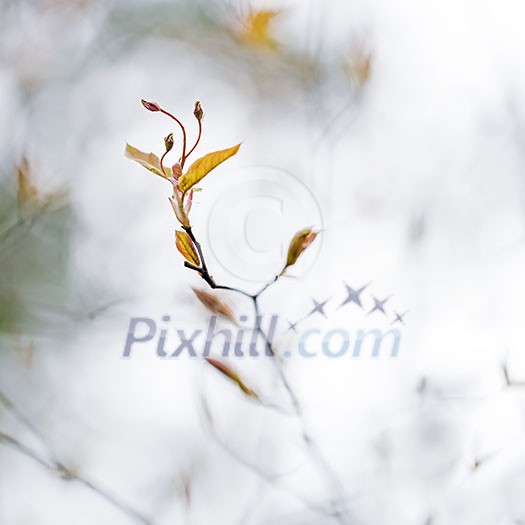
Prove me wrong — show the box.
[236,9,281,51]
[192,288,236,324]
[178,144,241,194]
[175,231,200,266]
[125,143,172,179]
[343,40,373,90]
[205,358,258,398]
[17,157,39,207]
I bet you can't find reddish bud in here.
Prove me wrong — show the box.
[141,99,161,112]
[164,133,174,152]
[193,101,203,121]
[171,162,183,180]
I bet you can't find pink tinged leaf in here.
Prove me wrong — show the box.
[282,227,319,272]
[192,288,236,324]
[169,196,190,227]
[184,190,194,215]
[205,358,258,398]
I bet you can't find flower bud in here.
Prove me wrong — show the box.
[193,101,203,121]
[141,99,161,112]
[164,133,174,152]
[171,162,182,180]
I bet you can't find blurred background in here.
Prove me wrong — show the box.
[1,0,525,523]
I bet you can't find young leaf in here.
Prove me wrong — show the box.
[169,196,190,227]
[178,144,241,193]
[184,189,194,215]
[282,227,319,273]
[343,40,372,90]
[125,143,171,179]
[235,9,281,51]
[17,157,39,207]
[176,231,200,266]
[205,358,258,398]
[192,288,236,324]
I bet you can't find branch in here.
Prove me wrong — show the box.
[0,391,153,525]
[200,395,341,520]
[184,230,351,524]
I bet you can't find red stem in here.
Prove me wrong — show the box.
[186,119,202,160]
[160,108,187,167]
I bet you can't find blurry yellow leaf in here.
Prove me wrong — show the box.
[343,41,372,90]
[282,227,319,273]
[236,9,281,51]
[205,357,258,398]
[175,231,200,266]
[125,143,172,179]
[192,288,236,324]
[179,144,241,194]
[17,157,39,207]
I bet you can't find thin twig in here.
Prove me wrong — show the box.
[0,391,153,525]
[213,284,254,299]
[186,231,351,524]
[200,395,340,519]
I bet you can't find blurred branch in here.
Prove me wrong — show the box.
[190,229,352,524]
[0,391,153,525]
[502,361,525,388]
[200,394,343,520]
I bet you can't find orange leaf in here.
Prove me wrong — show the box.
[176,231,200,266]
